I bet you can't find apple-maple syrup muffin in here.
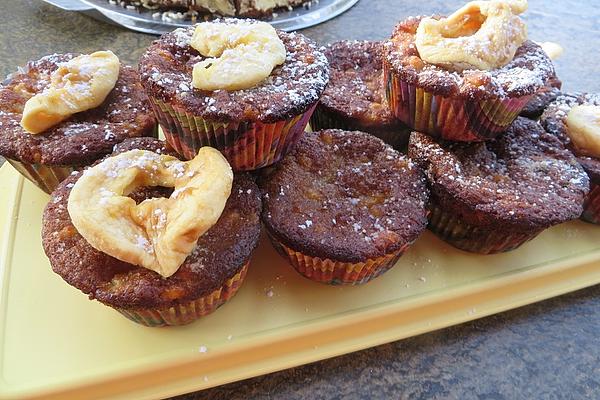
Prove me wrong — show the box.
[42,137,262,327]
[520,73,562,119]
[541,93,600,224]
[139,19,329,171]
[259,129,429,285]
[408,117,589,254]
[383,2,555,142]
[310,40,410,149]
[0,52,156,194]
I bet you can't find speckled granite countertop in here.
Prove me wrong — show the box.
[2,0,600,398]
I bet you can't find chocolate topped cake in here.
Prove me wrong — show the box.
[139,19,329,170]
[123,0,310,19]
[409,117,589,253]
[0,53,157,193]
[43,137,262,326]
[310,40,409,148]
[260,129,429,284]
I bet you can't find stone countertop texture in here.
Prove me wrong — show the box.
[1,0,600,398]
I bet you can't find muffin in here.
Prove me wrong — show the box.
[0,52,157,194]
[519,73,562,119]
[541,93,600,224]
[409,117,589,254]
[139,19,329,171]
[42,137,262,327]
[309,40,410,149]
[259,129,429,285]
[383,3,555,142]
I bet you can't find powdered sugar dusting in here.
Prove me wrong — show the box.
[139,20,329,121]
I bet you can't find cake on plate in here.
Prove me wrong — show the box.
[123,0,311,19]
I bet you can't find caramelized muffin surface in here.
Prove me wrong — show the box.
[384,16,555,100]
[318,41,404,133]
[541,93,600,182]
[260,129,429,263]
[0,53,156,165]
[409,117,589,231]
[139,21,329,124]
[42,138,262,309]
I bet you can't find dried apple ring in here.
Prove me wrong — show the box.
[190,20,286,91]
[21,50,120,134]
[67,147,233,278]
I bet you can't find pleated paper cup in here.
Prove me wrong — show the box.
[582,182,600,225]
[113,262,249,327]
[267,231,407,286]
[383,63,533,142]
[151,97,316,171]
[428,204,540,254]
[6,158,76,194]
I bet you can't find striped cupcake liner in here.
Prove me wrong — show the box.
[113,262,249,327]
[150,97,316,171]
[582,183,600,224]
[267,231,407,285]
[428,204,540,254]
[310,105,410,149]
[383,64,532,142]
[6,158,76,194]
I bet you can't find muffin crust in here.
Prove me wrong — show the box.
[409,117,589,231]
[139,20,329,124]
[260,129,429,263]
[43,138,262,309]
[0,53,156,166]
[383,16,555,100]
[520,74,562,119]
[315,41,406,136]
[540,93,600,182]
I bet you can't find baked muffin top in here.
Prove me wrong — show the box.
[409,117,589,231]
[319,40,402,130]
[519,74,562,119]
[139,19,329,124]
[383,16,555,100]
[540,93,600,182]
[42,137,262,309]
[0,53,156,166]
[260,129,429,263]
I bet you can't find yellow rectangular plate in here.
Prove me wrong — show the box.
[2,163,600,400]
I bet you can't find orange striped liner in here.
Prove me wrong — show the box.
[268,234,407,286]
[150,97,316,171]
[428,204,540,254]
[383,61,532,142]
[113,262,249,327]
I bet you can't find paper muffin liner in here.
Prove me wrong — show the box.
[383,64,533,142]
[6,158,76,194]
[428,204,541,254]
[310,105,410,149]
[267,231,407,285]
[582,182,600,224]
[113,262,249,327]
[150,97,316,171]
